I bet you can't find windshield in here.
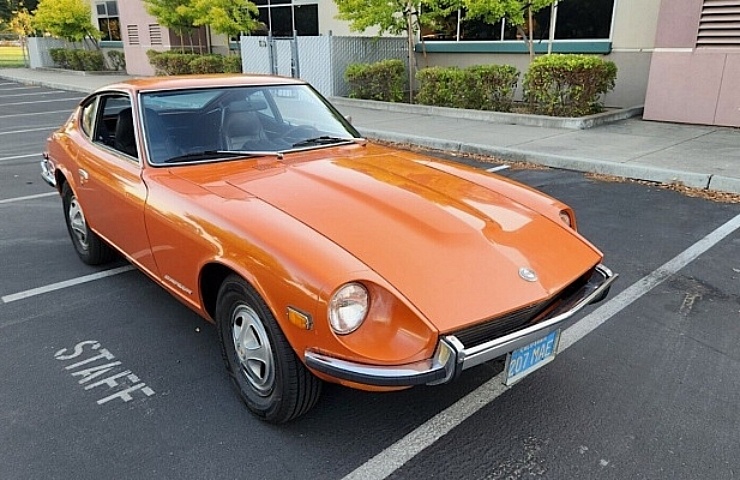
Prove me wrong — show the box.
[139,84,361,165]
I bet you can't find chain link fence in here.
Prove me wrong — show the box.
[240,36,407,97]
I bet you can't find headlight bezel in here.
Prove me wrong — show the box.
[328,282,370,335]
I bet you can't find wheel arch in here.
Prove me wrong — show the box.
[200,262,238,321]
[55,170,69,194]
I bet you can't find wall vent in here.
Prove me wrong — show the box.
[697,0,740,47]
[149,25,163,46]
[127,25,140,46]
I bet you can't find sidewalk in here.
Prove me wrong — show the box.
[2,67,738,194]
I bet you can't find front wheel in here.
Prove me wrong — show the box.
[61,183,114,265]
[216,275,322,423]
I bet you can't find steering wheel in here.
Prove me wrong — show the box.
[282,125,318,144]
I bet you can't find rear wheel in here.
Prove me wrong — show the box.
[216,275,322,423]
[61,183,114,265]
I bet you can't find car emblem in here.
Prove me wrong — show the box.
[519,267,538,282]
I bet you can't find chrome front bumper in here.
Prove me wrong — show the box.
[305,264,617,387]
[40,155,57,188]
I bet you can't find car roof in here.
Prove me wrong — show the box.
[99,74,307,94]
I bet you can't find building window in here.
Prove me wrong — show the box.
[252,0,319,37]
[423,0,615,43]
[96,1,121,41]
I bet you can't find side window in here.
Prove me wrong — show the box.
[80,98,97,138]
[95,94,138,159]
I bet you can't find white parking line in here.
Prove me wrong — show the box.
[0,192,57,204]
[0,110,71,119]
[2,91,64,97]
[3,98,81,107]
[2,265,136,304]
[0,153,40,163]
[486,165,510,173]
[0,126,57,136]
[0,86,43,91]
[342,212,740,480]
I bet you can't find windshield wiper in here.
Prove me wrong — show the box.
[162,150,281,164]
[290,136,363,148]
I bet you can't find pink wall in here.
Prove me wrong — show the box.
[644,0,740,127]
[117,1,168,76]
[653,0,702,48]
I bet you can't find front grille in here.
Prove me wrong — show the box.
[453,301,550,347]
[451,269,594,348]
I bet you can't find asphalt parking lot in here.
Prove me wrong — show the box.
[1,81,739,480]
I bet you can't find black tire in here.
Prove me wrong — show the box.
[61,182,115,265]
[216,275,322,423]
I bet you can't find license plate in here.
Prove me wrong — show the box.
[504,329,560,386]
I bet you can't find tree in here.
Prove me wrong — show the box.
[143,0,199,52]
[334,0,439,103]
[32,0,100,45]
[1,0,35,23]
[463,0,558,58]
[191,0,260,45]
[8,8,33,66]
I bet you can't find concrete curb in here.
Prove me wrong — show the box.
[709,175,740,195]
[359,128,727,192]
[331,97,645,130]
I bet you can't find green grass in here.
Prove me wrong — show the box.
[0,46,26,67]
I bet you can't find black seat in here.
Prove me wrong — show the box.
[113,108,137,157]
[224,110,266,150]
[222,99,286,151]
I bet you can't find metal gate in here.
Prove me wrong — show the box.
[240,35,407,97]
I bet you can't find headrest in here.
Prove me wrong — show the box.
[228,98,268,112]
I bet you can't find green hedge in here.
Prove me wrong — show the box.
[222,54,242,73]
[107,50,126,71]
[415,66,465,108]
[345,59,406,103]
[523,54,617,117]
[415,65,519,112]
[48,48,105,71]
[147,50,242,75]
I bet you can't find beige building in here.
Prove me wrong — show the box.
[88,0,739,127]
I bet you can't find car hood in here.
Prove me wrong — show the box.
[182,150,601,332]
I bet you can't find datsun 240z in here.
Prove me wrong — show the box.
[41,75,616,423]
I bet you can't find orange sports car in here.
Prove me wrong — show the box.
[41,75,616,423]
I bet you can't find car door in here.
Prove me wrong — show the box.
[73,92,157,274]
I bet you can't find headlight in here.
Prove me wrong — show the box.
[329,282,369,335]
[559,209,576,230]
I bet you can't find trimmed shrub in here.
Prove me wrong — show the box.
[49,48,68,69]
[416,65,519,112]
[466,65,519,112]
[415,66,467,108]
[77,50,105,71]
[48,48,105,71]
[523,54,617,117]
[147,50,241,75]
[345,59,405,103]
[222,54,242,74]
[148,51,194,75]
[189,54,225,74]
[107,50,126,71]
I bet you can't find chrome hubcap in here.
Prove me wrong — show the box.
[68,197,89,250]
[232,304,275,396]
